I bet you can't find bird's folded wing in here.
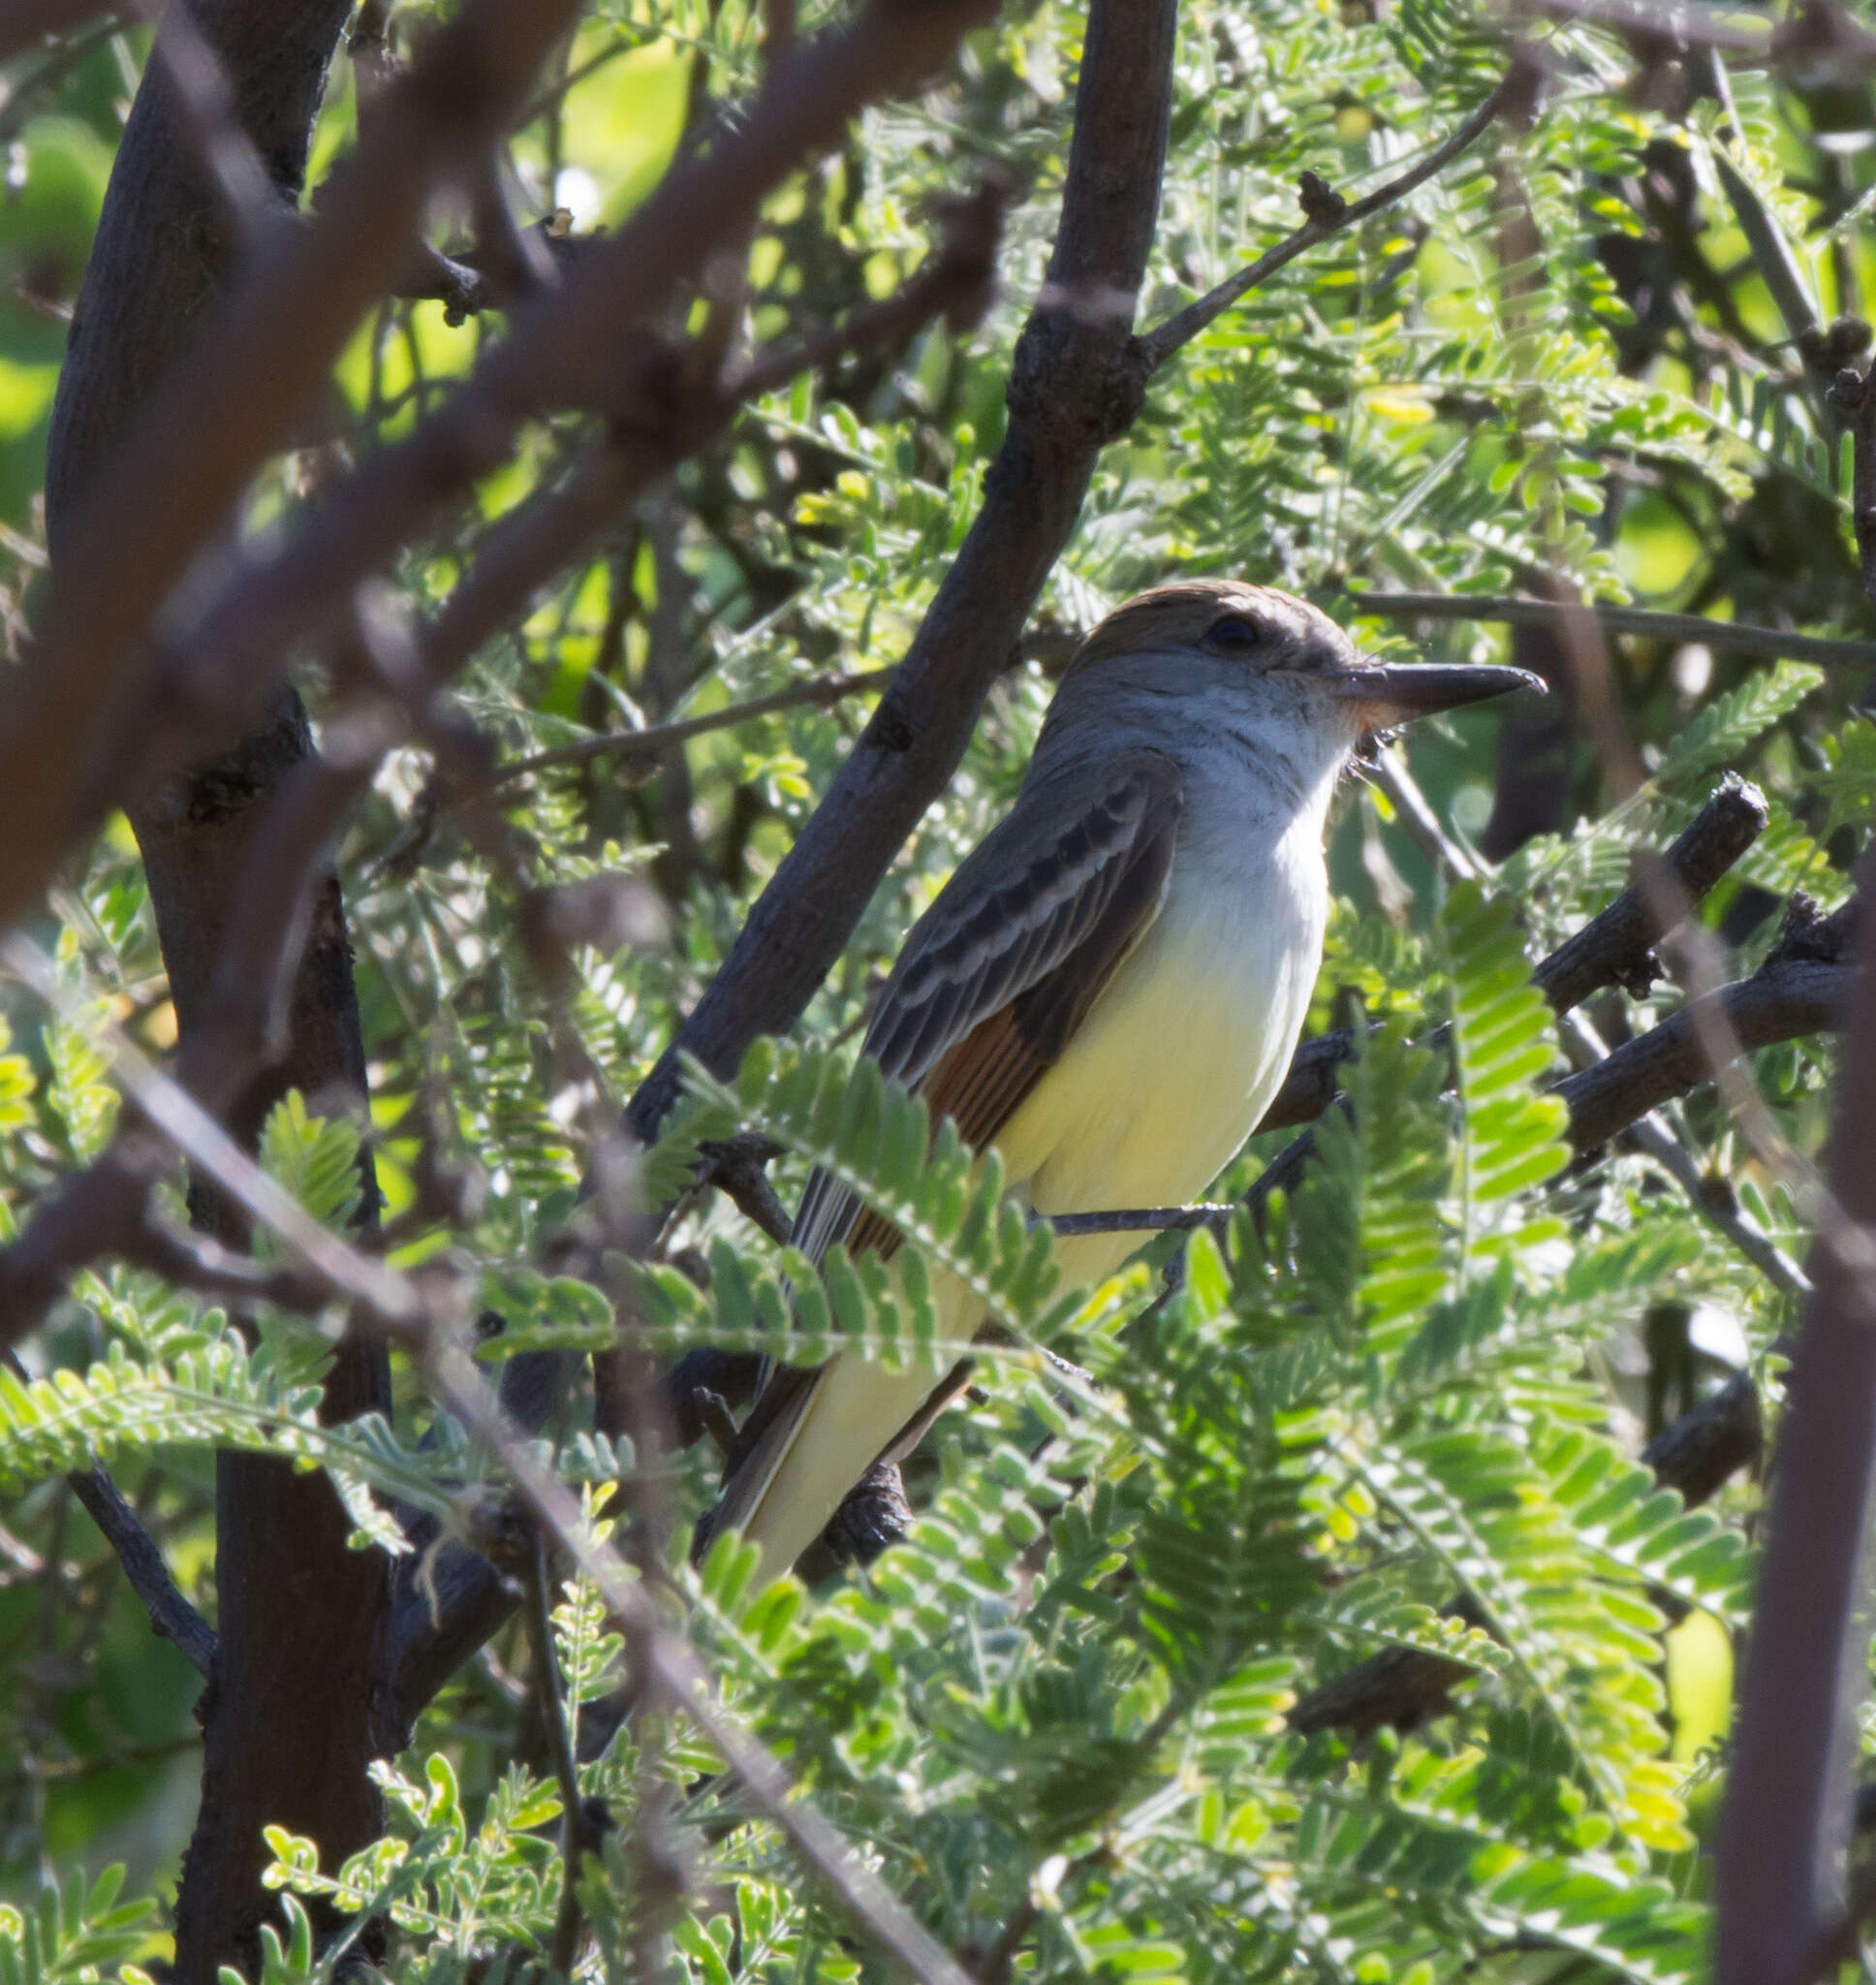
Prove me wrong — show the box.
[708,747,1183,1556]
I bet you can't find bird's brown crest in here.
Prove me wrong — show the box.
[1062,579,1355,677]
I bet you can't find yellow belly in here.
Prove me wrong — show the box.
[993,870,1318,1293]
[733,839,1325,1582]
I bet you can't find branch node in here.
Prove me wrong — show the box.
[1296,171,1346,228]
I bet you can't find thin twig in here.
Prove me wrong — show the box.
[489,669,896,790]
[1042,1204,1235,1237]
[1134,74,1519,372]
[0,933,423,1349]
[527,1526,590,1974]
[420,1339,980,1985]
[1369,748,1485,882]
[1845,367,1876,611]
[66,1460,216,1675]
[1354,591,1876,671]
[0,1344,216,1675]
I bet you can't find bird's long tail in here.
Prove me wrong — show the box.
[711,1351,958,1587]
[709,1251,988,1585]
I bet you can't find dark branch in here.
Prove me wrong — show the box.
[1713,343,1876,1985]
[1558,941,1851,1151]
[1535,772,1770,1012]
[1043,1204,1235,1237]
[2,1342,216,1677]
[1254,775,1774,1137]
[67,1464,218,1677]
[1641,1371,1764,1509]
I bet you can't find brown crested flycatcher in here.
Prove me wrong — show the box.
[707,579,1538,1582]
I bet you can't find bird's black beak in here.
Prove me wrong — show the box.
[1326,662,1544,729]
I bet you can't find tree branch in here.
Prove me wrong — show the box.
[525,1527,591,1975]
[1534,772,1771,1010]
[1132,70,1525,373]
[1712,858,1876,1985]
[66,1463,217,1677]
[1714,339,1876,1985]
[1253,774,1772,1137]
[1354,591,1876,672]
[8,1334,221,1682]
[1557,935,1851,1151]
[483,667,895,790]
[1840,363,1876,610]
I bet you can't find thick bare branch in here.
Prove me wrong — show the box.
[1536,773,1770,1010]
[1558,942,1851,1151]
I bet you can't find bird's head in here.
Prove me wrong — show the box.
[1055,580,1540,746]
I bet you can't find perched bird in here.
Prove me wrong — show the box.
[708,580,1538,1583]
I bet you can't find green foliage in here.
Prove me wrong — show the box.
[2,0,1864,1975]
[258,1090,366,1238]
[635,1039,1064,1368]
[0,1866,154,1985]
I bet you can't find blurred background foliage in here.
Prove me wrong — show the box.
[0,0,1871,1976]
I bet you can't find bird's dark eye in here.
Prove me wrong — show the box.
[1206,614,1263,647]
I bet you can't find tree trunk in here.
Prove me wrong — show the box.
[45,4,389,1977]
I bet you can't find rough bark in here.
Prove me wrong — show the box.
[44,5,387,1978]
